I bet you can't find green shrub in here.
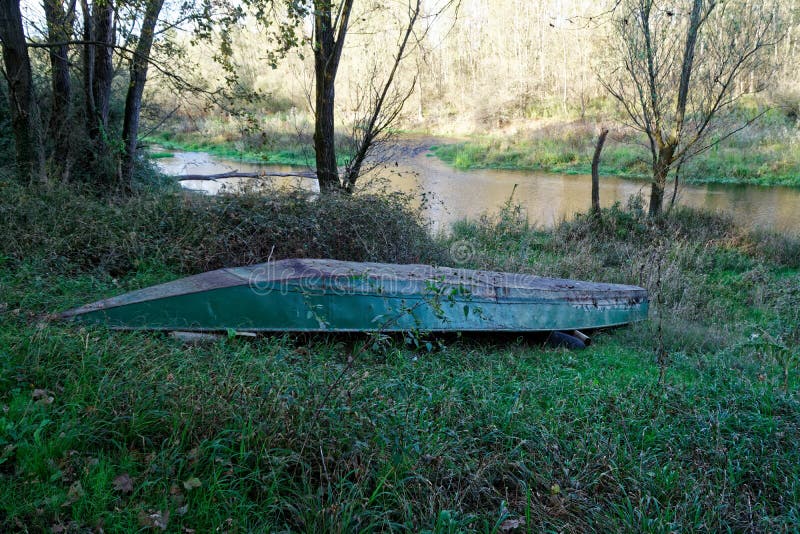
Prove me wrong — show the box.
[0,180,446,278]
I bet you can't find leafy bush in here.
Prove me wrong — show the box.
[0,179,446,277]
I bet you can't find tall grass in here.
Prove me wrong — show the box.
[1,181,799,531]
[447,197,800,354]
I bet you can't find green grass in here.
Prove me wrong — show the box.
[1,181,799,531]
[432,136,653,180]
[146,151,175,160]
[432,122,800,187]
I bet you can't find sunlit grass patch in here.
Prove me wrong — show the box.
[146,151,175,159]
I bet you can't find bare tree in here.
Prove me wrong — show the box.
[306,0,450,194]
[339,1,423,191]
[601,0,782,216]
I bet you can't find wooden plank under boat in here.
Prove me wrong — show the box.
[60,258,649,332]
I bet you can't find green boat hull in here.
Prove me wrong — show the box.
[61,259,648,332]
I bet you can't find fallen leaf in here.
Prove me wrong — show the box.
[138,509,169,530]
[183,477,202,491]
[170,488,185,506]
[499,517,526,531]
[112,473,134,493]
[68,481,84,498]
[61,481,84,507]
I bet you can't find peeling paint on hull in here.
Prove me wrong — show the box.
[61,259,649,332]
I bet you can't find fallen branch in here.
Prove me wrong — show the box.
[177,170,316,181]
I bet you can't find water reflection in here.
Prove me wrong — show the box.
[157,151,318,195]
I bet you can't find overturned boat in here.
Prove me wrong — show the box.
[60,259,648,332]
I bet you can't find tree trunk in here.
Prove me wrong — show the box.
[88,0,115,153]
[80,0,95,127]
[44,0,73,178]
[649,145,675,217]
[648,169,666,217]
[313,1,339,192]
[311,0,353,194]
[0,0,44,182]
[591,128,609,215]
[121,0,165,184]
[648,0,699,216]
[669,159,683,211]
[314,72,339,192]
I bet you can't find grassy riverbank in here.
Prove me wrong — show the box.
[144,131,315,167]
[147,112,800,187]
[144,129,351,168]
[1,179,799,531]
[432,117,800,187]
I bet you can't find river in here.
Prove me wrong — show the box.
[155,142,800,234]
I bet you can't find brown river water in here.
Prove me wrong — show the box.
[156,142,800,235]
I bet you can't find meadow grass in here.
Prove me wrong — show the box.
[1,181,799,531]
